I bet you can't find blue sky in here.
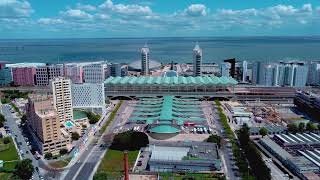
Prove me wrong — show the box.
[0,0,320,38]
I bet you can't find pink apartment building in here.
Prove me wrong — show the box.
[12,67,36,86]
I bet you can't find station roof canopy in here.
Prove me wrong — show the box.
[105,76,237,86]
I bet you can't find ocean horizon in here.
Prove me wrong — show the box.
[0,36,319,64]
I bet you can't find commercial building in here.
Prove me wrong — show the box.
[104,76,237,97]
[107,63,121,77]
[7,63,46,86]
[294,90,320,121]
[193,42,202,76]
[72,83,106,114]
[35,64,64,86]
[260,136,319,180]
[83,62,106,83]
[141,44,150,75]
[307,61,320,86]
[51,77,73,123]
[26,94,70,155]
[220,63,230,77]
[139,142,221,173]
[0,62,12,86]
[64,63,83,84]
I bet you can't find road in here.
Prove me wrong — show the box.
[211,103,238,180]
[63,101,126,180]
[1,104,42,180]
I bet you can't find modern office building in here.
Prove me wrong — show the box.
[35,64,64,86]
[51,77,73,123]
[108,63,121,77]
[64,63,83,84]
[242,61,248,82]
[307,61,320,86]
[293,65,309,87]
[193,42,202,76]
[26,94,70,155]
[220,63,230,77]
[7,63,45,86]
[141,44,150,75]
[83,62,106,83]
[72,83,106,114]
[0,62,12,86]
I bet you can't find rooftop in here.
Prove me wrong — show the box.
[149,125,180,134]
[105,76,237,86]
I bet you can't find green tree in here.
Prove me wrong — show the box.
[298,123,305,132]
[13,159,34,180]
[21,114,27,124]
[3,136,11,144]
[93,172,109,180]
[0,113,5,128]
[110,130,149,151]
[86,111,100,124]
[59,148,68,155]
[259,127,268,137]
[207,134,222,148]
[306,122,317,132]
[287,123,298,134]
[44,152,52,159]
[71,132,80,141]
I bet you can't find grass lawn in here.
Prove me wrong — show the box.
[97,149,139,178]
[48,157,72,168]
[0,138,19,161]
[0,172,12,180]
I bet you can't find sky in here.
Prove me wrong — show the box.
[0,0,320,38]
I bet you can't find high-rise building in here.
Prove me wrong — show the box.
[7,63,46,86]
[141,44,150,75]
[220,63,230,77]
[26,94,70,155]
[242,61,248,82]
[51,77,73,123]
[108,63,121,77]
[83,62,106,83]
[35,64,64,86]
[293,65,308,87]
[307,62,320,86]
[0,62,12,86]
[72,83,106,114]
[193,42,202,76]
[64,64,83,84]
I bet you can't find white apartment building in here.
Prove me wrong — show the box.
[51,77,73,123]
[83,62,106,83]
[72,83,106,114]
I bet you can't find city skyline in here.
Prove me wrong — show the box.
[0,0,320,38]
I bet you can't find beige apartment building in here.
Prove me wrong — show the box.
[50,77,73,123]
[26,94,70,155]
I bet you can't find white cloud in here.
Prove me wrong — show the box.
[185,4,207,16]
[76,3,96,11]
[61,9,93,20]
[0,0,33,18]
[99,0,152,15]
[38,18,64,25]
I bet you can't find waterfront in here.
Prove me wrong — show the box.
[0,36,320,64]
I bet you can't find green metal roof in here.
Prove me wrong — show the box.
[160,96,173,121]
[105,76,237,86]
[149,125,181,133]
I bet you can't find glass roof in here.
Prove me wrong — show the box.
[105,76,237,86]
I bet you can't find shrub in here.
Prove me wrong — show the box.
[44,152,52,159]
[59,148,68,155]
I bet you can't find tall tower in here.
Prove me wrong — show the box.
[141,43,150,75]
[51,77,73,123]
[193,42,202,76]
[242,61,248,82]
